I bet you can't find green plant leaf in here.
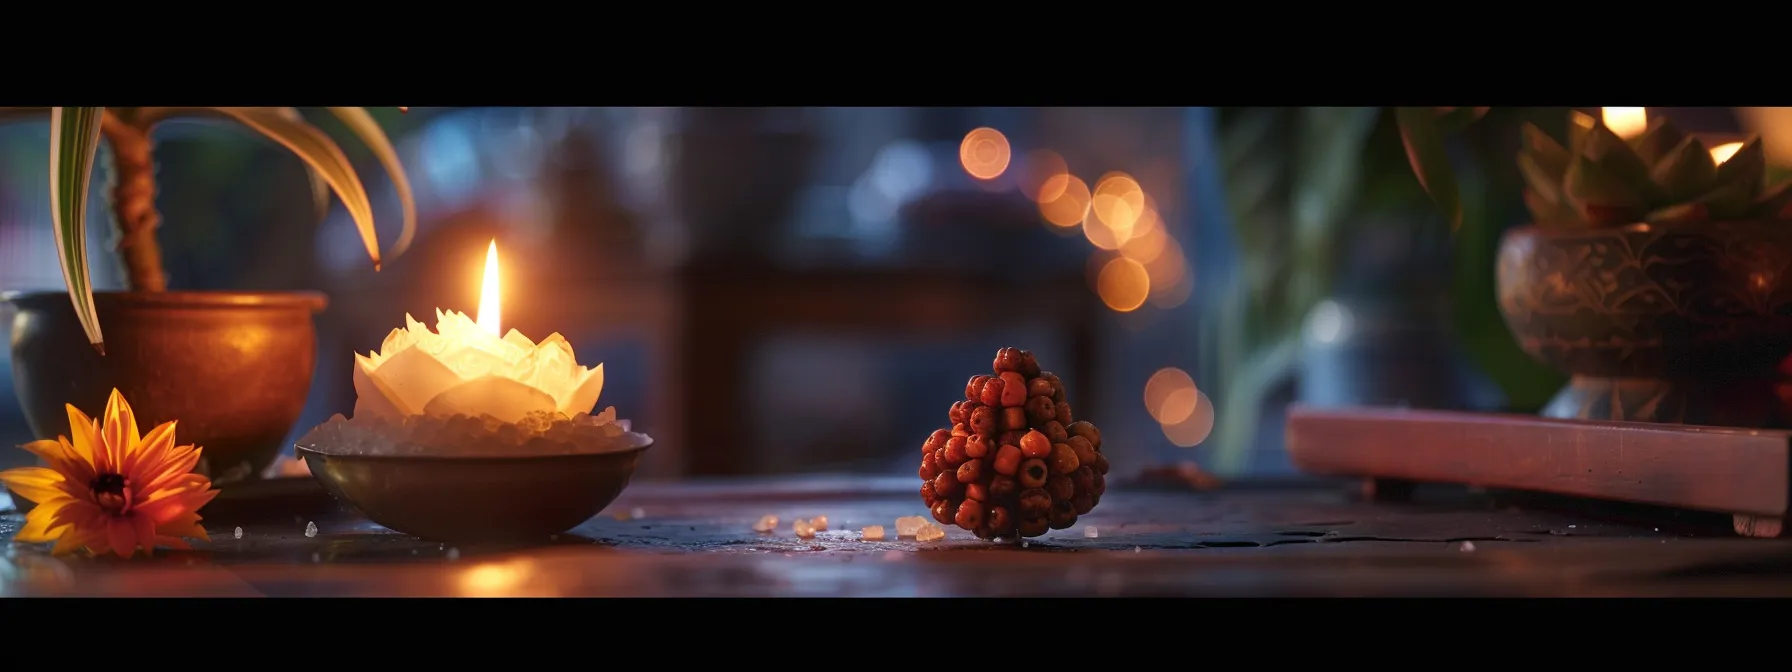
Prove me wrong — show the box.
[1395,106,1461,230]
[48,107,107,351]
[182,107,384,270]
[1714,136,1766,194]
[326,107,417,260]
[1564,153,1645,226]
[1649,137,1716,203]
[1630,117,1686,166]
[1434,106,1490,133]
[1582,121,1663,204]
[273,108,334,226]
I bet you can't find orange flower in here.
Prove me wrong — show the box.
[0,389,218,557]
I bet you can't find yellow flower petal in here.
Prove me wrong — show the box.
[14,499,72,543]
[131,515,157,557]
[107,517,137,559]
[52,528,93,556]
[0,467,76,505]
[63,404,102,473]
[20,439,95,485]
[102,389,140,474]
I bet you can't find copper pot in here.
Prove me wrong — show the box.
[1496,222,1792,426]
[5,290,327,487]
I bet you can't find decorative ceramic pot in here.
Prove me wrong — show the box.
[1496,221,1792,427]
[5,290,327,485]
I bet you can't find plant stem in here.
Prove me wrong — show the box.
[99,111,166,292]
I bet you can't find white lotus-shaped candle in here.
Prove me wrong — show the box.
[351,241,604,425]
[353,310,605,424]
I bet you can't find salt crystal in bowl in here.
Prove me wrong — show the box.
[295,407,652,542]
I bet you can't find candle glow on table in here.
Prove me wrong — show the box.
[351,240,605,425]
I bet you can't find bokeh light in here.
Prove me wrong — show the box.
[1095,256,1151,312]
[1086,172,1146,250]
[959,127,1012,180]
[1711,141,1745,165]
[1018,150,1069,202]
[1601,107,1647,140]
[1162,389,1216,448]
[1143,367,1199,424]
[1118,205,1168,265]
[1038,175,1092,229]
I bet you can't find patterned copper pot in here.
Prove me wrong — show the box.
[1497,221,1792,426]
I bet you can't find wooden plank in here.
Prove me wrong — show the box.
[1286,406,1792,517]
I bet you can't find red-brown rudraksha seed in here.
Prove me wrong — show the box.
[1049,443,1080,475]
[993,347,1025,374]
[925,348,1107,541]
[1001,407,1028,432]
[1067,436,1098,467]
[1018,488,1052,518]
[957,457,987,484]
[997,372,1027,406]
[925,428,950,454]
[933,471,963,499]
[1039,370,1064,398]
[990,474,1018,498]
[1071,492,1094,515]
[1048,500,1078,530]
[1068,421,1100,450]
[964,434,991,459]
[954,500,985,531]
[1018,458,1049,489]
[969,405,997,436]
[965,481,989,502]
[966,375,990,401]
[933,498,959,526]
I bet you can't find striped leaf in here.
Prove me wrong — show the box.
[48,107,107,351]
[154,107,385,270]
[326,107,417,259]
[1395,106,1462,230]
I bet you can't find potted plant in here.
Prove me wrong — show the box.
[0,106,416,484]
[1402,108,1792,427]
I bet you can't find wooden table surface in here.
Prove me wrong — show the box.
[4,476,1791,597]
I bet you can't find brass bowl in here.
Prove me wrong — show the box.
[297,440,651,542]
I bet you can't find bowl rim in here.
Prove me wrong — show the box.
[2,289,329,311]
[295,438,653,464]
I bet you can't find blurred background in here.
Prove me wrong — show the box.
[1,106,1788,483]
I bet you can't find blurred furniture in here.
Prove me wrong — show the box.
[677,266,1098,475]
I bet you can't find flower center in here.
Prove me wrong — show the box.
[90,473,131,514]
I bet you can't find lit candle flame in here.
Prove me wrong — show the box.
[1710,141,1745,165]
[1602,107,1648,140]
[475,240,500,337]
